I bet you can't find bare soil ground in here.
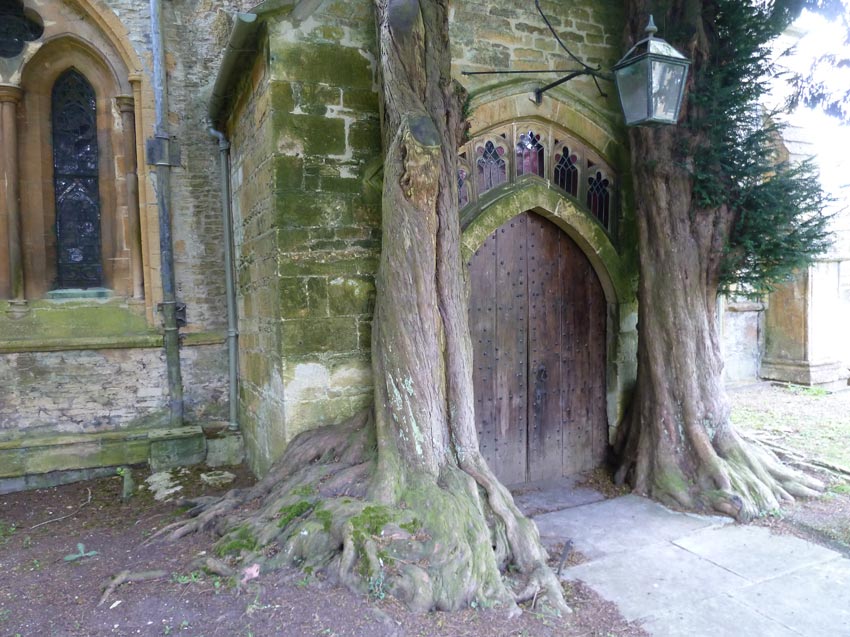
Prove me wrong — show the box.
[0,465,645,637]
[2,380,847,637]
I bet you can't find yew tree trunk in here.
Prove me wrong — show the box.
[154,0,567,616]
[615,1,823,520]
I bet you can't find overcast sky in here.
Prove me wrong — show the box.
[771,10,850,223]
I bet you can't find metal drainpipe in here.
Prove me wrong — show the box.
[209,127,239,431]
[150,0,184,426]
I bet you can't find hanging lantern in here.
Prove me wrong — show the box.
[613,15,691,126]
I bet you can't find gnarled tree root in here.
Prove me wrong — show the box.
[617,414,824,521]
[151,410,569,616]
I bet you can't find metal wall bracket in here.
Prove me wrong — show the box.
[157,301,188,327]
[146,136,181,167]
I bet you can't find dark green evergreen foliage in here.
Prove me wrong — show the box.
[682,0,833,293]
[724,158,831,293]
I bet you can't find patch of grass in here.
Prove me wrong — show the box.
[0,521,16,545]
[172,570,204,584]
[783,383,829,397]
[731,387,850,470]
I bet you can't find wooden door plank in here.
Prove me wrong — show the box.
[586,258,608,467]
[468,235,498,474]
[526,214,564,482]
[493,213,528,485]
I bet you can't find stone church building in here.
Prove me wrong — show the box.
[2,0,832,493]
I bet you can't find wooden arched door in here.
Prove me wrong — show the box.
[468,211,607,485]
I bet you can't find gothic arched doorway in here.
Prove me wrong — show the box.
[468,211,608,485]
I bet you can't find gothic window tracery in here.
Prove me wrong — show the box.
[553,144,579,197]
[0,0,43,58]
[476,139,507,194]
[516,129,545,178]
[52,69,103,289]
[586,163,611,229]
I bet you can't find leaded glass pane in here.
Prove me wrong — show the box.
[52,69,103,289]
[587,166,611,230]
[476,140,507,194]
[516,129,544,178]
[553,146,579,196]
[0,0,43,58]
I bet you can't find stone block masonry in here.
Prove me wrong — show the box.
[224,0,634,474]
[228,3,382,474]
[0,341,227,439]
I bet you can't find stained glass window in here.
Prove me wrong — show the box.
[476,140,507,194]
[52,69,103,289]
[516,129,544,178]
[0,0,43,58]
[586,165,611,229]
[553,146,579,197]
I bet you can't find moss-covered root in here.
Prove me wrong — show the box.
[458,456,572,616]
[155,414,570,616]
[709,428,824,521]
[634,425,825,522]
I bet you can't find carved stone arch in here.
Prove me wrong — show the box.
[466,85,624,163]
[19,35,135,297]
[19,0,142,78]
[461,181,629,309]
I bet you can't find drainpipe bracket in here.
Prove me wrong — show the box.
[157,301,188,327]
[146,135,181,167]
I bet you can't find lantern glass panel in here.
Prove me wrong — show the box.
[651,60,687,123]
[615,59,649,126]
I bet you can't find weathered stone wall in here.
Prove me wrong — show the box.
[451,1,624,109]
[225,2,381,473]
[720,298,765,384]
[0,0,251,476]
[0,338,226,439]
[228,31,284,475]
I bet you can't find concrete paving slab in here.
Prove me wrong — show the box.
[511,476,605,516]
[640,593,804,637]
[730,558,850,636]
[534,495,729,559]
[563,541,748,621]
[673,524,840,582]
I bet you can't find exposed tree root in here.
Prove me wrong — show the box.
[153,410,569,616]
[99,570,167,606]
[617,410,824,521]
[741,431,850,480]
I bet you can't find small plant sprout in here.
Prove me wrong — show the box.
[63,543,98,562]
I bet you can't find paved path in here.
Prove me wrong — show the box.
[517,482,850,636]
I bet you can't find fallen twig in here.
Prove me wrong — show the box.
[98,569,168,606]
[30,488,92,530]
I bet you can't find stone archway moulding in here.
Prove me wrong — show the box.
[54,0,143,74]
[460,181,630,309]
[466,85,625,168]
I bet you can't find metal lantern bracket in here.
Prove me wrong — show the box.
[461,0,612,104]
[461,5,691,126]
